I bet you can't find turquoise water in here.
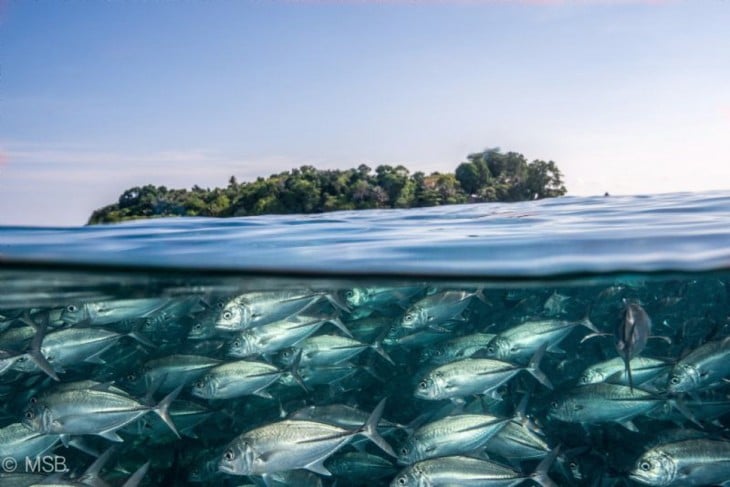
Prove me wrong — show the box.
[0,192,729,486]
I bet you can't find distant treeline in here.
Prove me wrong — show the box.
[87,148,567,224]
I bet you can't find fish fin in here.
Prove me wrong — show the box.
[624,356,635,392]
[617,420,638,432]
[328,316,354,338]
[531,445,560,487]
[579,332,611,344]
[526,343,553,390]
[152,384,183,439]
[472,289,490,305]
[127,330,155,348]
[580,316,600,334]
[80,446,116,480]
[83,352,107,365]
[286,349,309,393]
[98,429,124,442]
[60,434,70,448]
[323,292,351,313]
[305,457,332,476]
[648,335,672,345]
[670,397,703,429]
[370,327,395,366]
[547,345,567,354]
[122,461,150,487]
[426,324,452,333]
[253,389,274,400]
[360,397,396,458]
[26,314,60,382]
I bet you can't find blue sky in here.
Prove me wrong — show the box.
[1,0,728,226]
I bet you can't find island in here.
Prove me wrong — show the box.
[88,148,567,224]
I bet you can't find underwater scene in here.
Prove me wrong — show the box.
[1,192,730,486]
[1,268,730,486]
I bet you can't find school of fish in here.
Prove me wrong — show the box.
[1,271,729,486]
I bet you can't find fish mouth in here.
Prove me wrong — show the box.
[627,472,652,485]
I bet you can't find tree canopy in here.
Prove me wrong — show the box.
[87,148,567,224]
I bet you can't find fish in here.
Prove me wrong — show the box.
[215,290,347,331]
[60,298,172,326]
[397,413,510,465]
[578,356,669,387]
[547,383,663,431]
[667,336,730,393]
[400,290,485,331]
[629,438,730,486]
[390,448,559,487]
[415,343,552,401]
[228,312,350,358]
[218,398,395,476]
[616,299,653,391]
[480,317,597,363]
[420,332,496,365]
[23,382,182,444]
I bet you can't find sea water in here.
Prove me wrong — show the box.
[0,191,729,486]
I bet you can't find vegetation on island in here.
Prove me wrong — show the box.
[87,148,567,224]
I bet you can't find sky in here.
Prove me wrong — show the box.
[1,0,728,226]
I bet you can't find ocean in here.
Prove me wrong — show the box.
[0,191,729,486]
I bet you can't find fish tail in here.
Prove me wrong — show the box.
[127,330,155,348]
[287,349,309,393]
[122,461,150,487]
[152,384,183,439]
[624,356,634,392]
[371,327,395,366]
[26,312,60,381]
[323,292,351,313]
[526,343,553,390]
[531,445,560,487]
[360,397,396,458]
[580,315,599,334]
[328,316,353,338]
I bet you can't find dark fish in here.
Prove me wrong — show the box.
[616,299,652,391]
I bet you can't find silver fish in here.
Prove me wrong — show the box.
[397,414,509,465]
[629,438,730,486]
[60,298,171,326]
[390,450,558,487]
[578,356,669,387]
[547,383,662,431]
[400,290,484,331]
[420,332,496,365]
[191,359,297,400]
[23,383,181,443]
[218,398,395,476]
[415,344,552,401]
[215,290,346,331]
[668,336,730,393]
[482,317,597,364]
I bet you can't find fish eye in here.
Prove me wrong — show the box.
[640,461,651,471]
[418,380,428,390]
[405,313,414,322]
[550,401,559,409]
[17,356,27,362]
[66,304,78,313]
[25,410,34,420]
[194,380,204,389]
[487,346,495,353]
[29,397,37,404]
[233,339,241,347]
[400,447,409,455]
[223,449,234,461]
[670,376,680,385]
[222,311,233,321]
[569,462,577,469]
[397,476,408,486]
[193,323,202,330]
[345,291,354,298]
